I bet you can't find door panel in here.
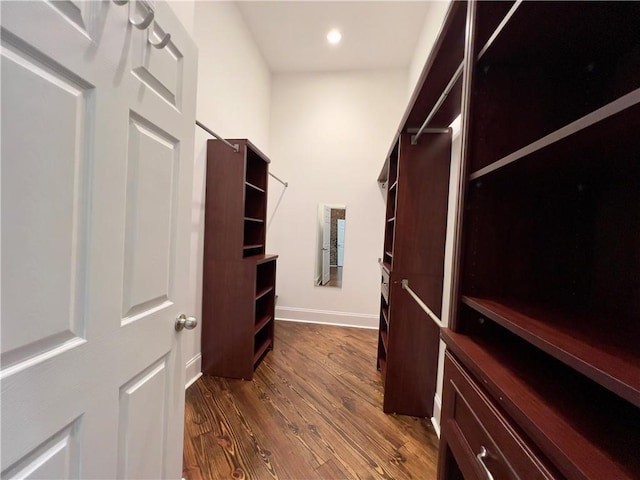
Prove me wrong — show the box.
[122,112,178,321]
[1,38,92,368]
[118,358,168,480]
[1,1,197,478]
[2,419,81,480]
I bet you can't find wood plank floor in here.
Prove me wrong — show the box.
[183,321,440,480]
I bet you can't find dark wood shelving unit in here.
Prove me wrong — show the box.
[377,131,451,417]
[201,139,278,380]
[375,0,466,418]
[437,2,640,479]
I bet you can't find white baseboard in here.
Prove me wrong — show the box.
[431,393,442,438]
[276,306,378,329]
[185,353,202,389]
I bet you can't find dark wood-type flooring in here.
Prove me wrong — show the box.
[183,321,439,479]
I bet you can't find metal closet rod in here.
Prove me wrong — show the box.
[195,120,289,188]
[269,172,288,187]
[195,120,239,152]
[401,279,444,329]
[411,62,464,145]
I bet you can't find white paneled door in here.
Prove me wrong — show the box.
[1,1,197,478]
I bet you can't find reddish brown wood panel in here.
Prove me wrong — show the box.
[383,274,441,416]
[201,259,256,379]
[394,132,451,277]
[204,139,247,261]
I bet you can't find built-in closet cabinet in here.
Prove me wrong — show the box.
[435,2,640,479]
[378,132,451,416]
[201,139,278,380]
[377,0,467,416]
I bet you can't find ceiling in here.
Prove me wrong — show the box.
[236,1,433,73]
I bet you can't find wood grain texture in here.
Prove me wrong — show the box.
[184,321,439,479]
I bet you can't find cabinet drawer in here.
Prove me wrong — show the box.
[381,268,390,302]
[442,352,556,480]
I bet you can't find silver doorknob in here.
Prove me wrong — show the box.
[175,314,198,331]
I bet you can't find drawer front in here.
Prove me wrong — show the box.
[381,268,390,302]
[441,352,556,480]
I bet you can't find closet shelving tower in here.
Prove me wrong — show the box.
[376,0,467,416]
[201,139,278,380]
[436,1,640,479]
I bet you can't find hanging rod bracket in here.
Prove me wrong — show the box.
[410,128,451,145]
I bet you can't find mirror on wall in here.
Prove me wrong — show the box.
[315,204,346,288]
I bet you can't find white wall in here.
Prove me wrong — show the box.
[407,0,452,96]
[184,1,271,386]
[430,114,462,435]
[171,0,453,387]
[267,70,408,328]
[166,0,195,36]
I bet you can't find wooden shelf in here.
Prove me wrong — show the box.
[384,251,393,258]
[244,216,264,223]
[442,327,640,480]
[474,1,518,62]
[469,0,640,174]
[382,261,392,273]
[253,336,272,365]
[470,88,640,180]
[254,314,272,335]
[461,296,640,407]
[477,2,640,68]
[389,180,398,192]
[387,217,395,223]
[255,286,273,301]
[245,181,265,193]
[254,253,278,265]
[378,357,387,384]
[380,330,389,352]
[244,244,264,251]
[381,308,389,328]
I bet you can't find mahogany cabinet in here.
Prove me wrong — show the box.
[378,133,451,416]
[436,2,640,479]
[201,139,278,380]
[376,0,467,416]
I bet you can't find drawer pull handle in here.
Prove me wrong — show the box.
[476,446,495,480]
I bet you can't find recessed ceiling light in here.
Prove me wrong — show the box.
[327,29,342,45]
